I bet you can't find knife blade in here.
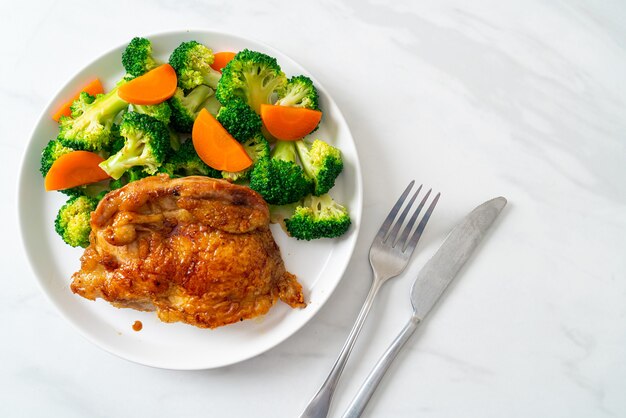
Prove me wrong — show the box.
[341,196,507,418]
[411,196,507,319]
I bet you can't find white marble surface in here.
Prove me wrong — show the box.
[3,0,626,417]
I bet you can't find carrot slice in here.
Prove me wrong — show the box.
[52,79,105,122]
[45,151,110,191]
[211,51,236,72]
[117,64,177,105]
[260,104,322,141]
[192,109,253,172]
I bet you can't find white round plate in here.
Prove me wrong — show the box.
[18,30,362,370]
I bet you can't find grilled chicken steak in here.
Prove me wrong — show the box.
[70,175,306,328]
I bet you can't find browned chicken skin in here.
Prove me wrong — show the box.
[71,175,306,328]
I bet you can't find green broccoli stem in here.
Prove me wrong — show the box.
[269,201,301,225]
[101,138,148,180]
[313,194,340,216]
[169,129,181,151]
[186,85,213,110]
[94,87,128,119]
[294,140,314,178]
[204,71,222,90]
[272,140,297,163]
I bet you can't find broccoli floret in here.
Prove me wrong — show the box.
[160,140,221,178]
[295,139,343,196]
[285,194,351,240]
[109,166,149,190]
[69,92,96,118]
[222,133,270,181]
[216,100,262,142]
[276,75,319,110]
[249,140,311,205]
[169,41,221,90]
[169,85,214,132]
[122,37,159,79]
[99,112,170,180]
[40,139,73,176]
[132,102,172,125]
[58,86,128,152]
[54,195,98,248]
[128,104,179,150]
[216,49,287,113]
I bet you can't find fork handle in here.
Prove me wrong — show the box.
[299,280,383,418]
[341,314,421,418]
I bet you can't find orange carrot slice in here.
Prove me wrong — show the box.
[211,51,236,72]
[52,79,104,122]
[45,151,110,191]
[117,64,177,105]
[260,104,322,141]
[192,109,253,172]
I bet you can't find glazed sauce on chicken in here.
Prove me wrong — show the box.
[70,176,305,329]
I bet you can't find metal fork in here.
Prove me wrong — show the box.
[299,180,440,418]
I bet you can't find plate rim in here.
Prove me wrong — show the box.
[17,28,363,370]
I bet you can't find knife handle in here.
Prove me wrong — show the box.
[341,314,421,418]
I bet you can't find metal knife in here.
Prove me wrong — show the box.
[341,196,507,418]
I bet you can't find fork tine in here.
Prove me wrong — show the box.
[396,188,432,249]
[403,192,441,253]
[387,185,423,245]
[374,180,415,242]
